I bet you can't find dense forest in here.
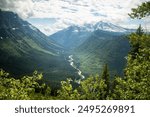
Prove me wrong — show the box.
[0,1,150,100]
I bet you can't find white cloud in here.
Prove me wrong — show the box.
[33,20,69,35]
[0,0,34,18]
[1,0,149,35]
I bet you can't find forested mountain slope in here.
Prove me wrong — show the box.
[74,30,130,76]
[0,11,76,87]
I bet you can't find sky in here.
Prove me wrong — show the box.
[0,0,150,35]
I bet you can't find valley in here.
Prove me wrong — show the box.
[50,23,131,77]
[0,10,132,89]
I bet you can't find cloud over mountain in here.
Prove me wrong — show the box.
[1,0,149,35]
[0,0,34,18]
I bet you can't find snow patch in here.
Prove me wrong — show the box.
[86,28,94,32]
[29,25,38,31]
[78,21,129,33]
[73,29,79,32]
[95,22,128,32]
[12,28,16,30]
[12,28,19,30]
[22,24,27,27]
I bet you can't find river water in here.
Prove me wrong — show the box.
[68,55,85,84]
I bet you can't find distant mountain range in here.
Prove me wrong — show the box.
[49,25,91,50]
[0,11,76,87]
[49,21,132,76]
[72,21,133,33]
[49,21,134,49]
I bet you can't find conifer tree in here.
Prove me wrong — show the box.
[129,25,144,59]
[101,64,110,97]
[136,24,144,36]
[129,1,150,19]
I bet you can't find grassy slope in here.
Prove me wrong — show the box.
[74,30,130,77]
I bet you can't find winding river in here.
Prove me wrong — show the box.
[68,55,85,83]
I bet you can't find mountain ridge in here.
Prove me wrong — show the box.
[70,21,134,33]
[49,21,134,50]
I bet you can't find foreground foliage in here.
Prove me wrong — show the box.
[0,70,51,100]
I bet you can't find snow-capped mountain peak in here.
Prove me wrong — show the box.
[69,21,131,33]
[94,21,128,32]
